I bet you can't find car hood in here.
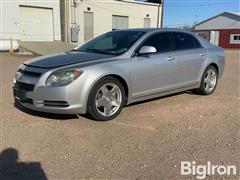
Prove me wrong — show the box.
[24,51,116,68]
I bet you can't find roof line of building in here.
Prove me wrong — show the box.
[116,0,160,7]
[194,11,240,27]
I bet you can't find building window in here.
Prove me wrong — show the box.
[144,18,151,28]
[233,36,238,40]
[112,15,129,30]
[230,34,240,44]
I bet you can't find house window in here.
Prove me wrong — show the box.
[112,15,129,30]
[230,34,240,44]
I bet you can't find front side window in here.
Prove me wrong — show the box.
[76,31,145,55]
[173,33,202,50]
[141,33,172,53]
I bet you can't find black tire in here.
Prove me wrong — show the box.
[195,65,218,95]
[87,77,125,121]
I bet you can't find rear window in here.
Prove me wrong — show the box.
[173,33,202,50]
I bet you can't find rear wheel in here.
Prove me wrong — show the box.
[87,77,125,121]
[196,65,218,95]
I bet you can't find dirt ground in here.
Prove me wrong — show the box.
[0,50,239,179]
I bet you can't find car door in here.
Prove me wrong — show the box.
[131,32,178,99]
[172,32,206,86]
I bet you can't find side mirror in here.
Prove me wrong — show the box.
[139,46,157,55]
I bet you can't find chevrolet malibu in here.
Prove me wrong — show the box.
[13,29,225,120]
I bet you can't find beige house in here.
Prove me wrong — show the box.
[61,0,162,44]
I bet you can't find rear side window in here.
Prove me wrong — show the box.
[142,33,172,53]
[173,33,202,50]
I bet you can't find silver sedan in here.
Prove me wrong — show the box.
[13,29,225,120]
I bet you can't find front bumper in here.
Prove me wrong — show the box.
[13,65,94,115]
[14,97,85,114]
[13,84,87,114]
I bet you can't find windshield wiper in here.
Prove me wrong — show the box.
[71,49,90,53]
[71,49,80,52]
[86,48,116,55]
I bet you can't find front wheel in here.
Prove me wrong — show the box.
[87,77,125,121]
[196,65,218,95]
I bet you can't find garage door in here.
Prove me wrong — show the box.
[19,6,54,41]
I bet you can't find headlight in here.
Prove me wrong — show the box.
[46,69,82,87]
[14,71,23,82]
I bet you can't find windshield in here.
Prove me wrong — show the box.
[75,31,146,55]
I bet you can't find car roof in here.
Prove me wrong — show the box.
[113,28,193,34]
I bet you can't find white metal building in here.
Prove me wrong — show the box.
[0,0,61,50]
[61,0,162,44]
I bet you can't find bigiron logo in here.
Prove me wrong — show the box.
[181,161,237,179]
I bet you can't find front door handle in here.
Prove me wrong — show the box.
[167,56,175,62]
[200,53,206,57]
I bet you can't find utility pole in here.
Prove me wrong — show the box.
[157,0,164,28]
[161,0,164,28]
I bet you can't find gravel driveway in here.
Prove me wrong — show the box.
[0,50,239,179]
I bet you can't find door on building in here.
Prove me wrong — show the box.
[112,15,129,30]
[19,6,54,41]
[144,18,151,28]
[84,12,94,41]
[210,31,220,46]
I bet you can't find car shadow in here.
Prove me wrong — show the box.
[14,90,198,121]
[0,148,47,180]
[14,100,79,120]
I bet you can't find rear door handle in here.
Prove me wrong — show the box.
[167,56,175,62]
[200,53,206,57]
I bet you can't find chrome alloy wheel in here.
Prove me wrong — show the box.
[95,83,122,117]
[204,68,217,93]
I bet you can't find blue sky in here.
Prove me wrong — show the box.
[137,0,240,27]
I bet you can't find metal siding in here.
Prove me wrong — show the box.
[195,15,240,31]
[19,6,54,41]
[219,29,240,49]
